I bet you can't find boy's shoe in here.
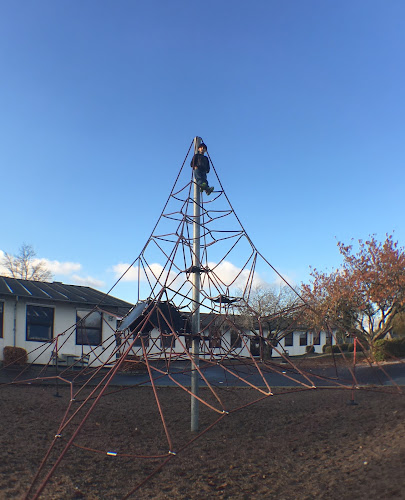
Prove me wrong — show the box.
[200,182,207,191]
[206,186,214,195]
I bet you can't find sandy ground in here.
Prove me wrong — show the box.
[1,373,404,500]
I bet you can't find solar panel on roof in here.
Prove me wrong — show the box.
[0,277,13,294]
[0,277,132,313]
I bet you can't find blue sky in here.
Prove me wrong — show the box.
[1,1,404,303]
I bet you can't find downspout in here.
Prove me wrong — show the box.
[13,296,19,347]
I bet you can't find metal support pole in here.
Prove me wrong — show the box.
[191,136,202,432]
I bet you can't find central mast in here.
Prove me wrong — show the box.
[191,136,202,432]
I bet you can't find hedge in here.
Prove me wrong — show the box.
[323,342,363,354]
[373,338,405,362]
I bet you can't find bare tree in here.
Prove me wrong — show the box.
[2,243,53,282]
[235,284,304,358]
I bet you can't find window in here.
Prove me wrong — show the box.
[76,310,102,346]
[284,332,293,347]
[0,302,3,338]
[199,337,209,352]
[134,332,150,347]
[209,335,222,349]
[160,331,174,348]
[26,305,54,341]
[230,329,242,348]
[299,332,308,346]
[250,337,261,357]
[313,331,321,345]
[184,334,192,350]
[209,326,222,349]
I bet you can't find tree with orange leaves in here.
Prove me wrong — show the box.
[301,234,405,352]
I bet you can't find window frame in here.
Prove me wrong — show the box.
[160,331,174,348]
[313,331,321,345]
[230,329,242,349]
[284,332,294,347]
[184,334,192,350]
[76,310,102,346]
[250,337,261,357]
[209,335,222,349]
[209,326,222,349]
[26,304,54,342]
[133,332,150,347]
[299,331,308,346]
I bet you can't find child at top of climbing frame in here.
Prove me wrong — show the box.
[190,142,214,195]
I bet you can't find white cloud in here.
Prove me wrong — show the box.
[0,250,6,275]
[207,260,267,290]
[0,250,82,277]
[112,263,141,282]
[39,259,105,290]
[2,250,294,295]
[274,272,296,288]
[70,274,105,288]
[112,262,178,286]
[112,259,268,292]
[33,258,82,275]
[0,249,106,290]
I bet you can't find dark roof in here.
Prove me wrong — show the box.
[0,276,132,315]
[119,300,189,333]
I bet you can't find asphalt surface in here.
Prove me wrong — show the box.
[1,360,404,389]
[110,360,405,388]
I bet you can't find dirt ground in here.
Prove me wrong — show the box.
[0,374,404,500]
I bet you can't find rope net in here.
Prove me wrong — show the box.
[1,139,403,499]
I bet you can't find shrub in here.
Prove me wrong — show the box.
[339,343,349,352]
[322,343,331,353]
[3,346,28,366]
[390,338,405,356]
[324,342,363,354]
[324,345,342,354]
[347,342,363,352]
[305,345,315,353]
[374,338,405,361]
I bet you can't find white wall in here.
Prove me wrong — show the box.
[0,297,119,367]
[117,327,329,360]
[279,330,327,357]
[1,297,331,365]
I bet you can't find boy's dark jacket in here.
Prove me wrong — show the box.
[191,153,210,173]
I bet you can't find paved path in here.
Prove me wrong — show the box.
[111,360,405,388]
[1,360,403,388]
